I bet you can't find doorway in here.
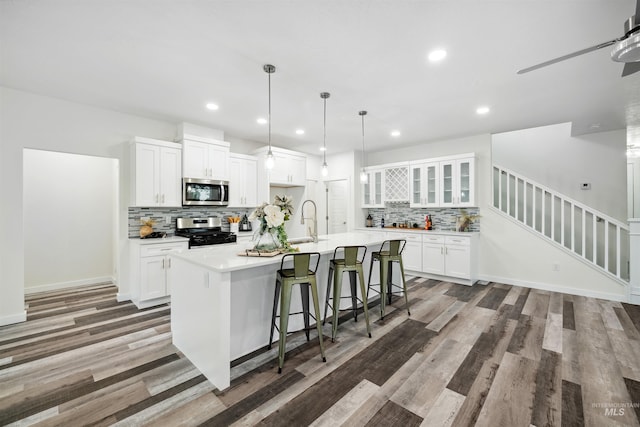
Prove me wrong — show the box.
[325,179,349,234]
[23,149,119,293]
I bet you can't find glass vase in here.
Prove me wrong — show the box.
[253,228,281,251]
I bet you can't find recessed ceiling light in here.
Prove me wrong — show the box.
[476,106,490,115]
[295,129,305,135]
[319,146,326,151]
[205,103,219,111]
[257,117,268,125]
[428,49,447,62]
[391,130,401,137]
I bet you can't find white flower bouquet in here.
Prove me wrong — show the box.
[248,195,297,252]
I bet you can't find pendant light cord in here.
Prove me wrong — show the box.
[360,110,367,167]
[268,70,272,150]
[323,97,327,164]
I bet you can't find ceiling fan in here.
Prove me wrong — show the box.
[518,0,640,77]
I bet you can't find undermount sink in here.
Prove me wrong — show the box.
[287,236,326,244]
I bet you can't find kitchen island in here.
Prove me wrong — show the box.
[169,231,387,390]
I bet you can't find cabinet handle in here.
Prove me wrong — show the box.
[161,194,165,203]
[445,247,448,255]
[162,259,165,269]
[167,258,171,268]
[155,194,159,203]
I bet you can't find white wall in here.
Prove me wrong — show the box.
[492,122,627,221]
[23,149,117,292]
[0,87,176,325]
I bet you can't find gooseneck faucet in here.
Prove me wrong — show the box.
[300,199,318,243]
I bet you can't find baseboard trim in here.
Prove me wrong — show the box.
[24,276,113,295]
[478,274,627,302]
[0,310,27,326]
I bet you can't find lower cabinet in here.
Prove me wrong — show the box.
[130,239,188,308]
[392,232,422,271]
[421,234,477,284]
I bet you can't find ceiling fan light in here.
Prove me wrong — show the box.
[611,32,640,62]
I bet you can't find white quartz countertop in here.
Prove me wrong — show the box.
[129,236,190,245]
[356,227,479,236]
[171,231,387,273]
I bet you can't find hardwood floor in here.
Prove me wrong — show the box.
[1,279,640,426]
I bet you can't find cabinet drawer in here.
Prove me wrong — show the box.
[445,236,470,246]
[393,232,422,242]
[140,243,187,257]
[422,235,445,244]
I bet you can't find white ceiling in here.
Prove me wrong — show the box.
[2,1,639,155]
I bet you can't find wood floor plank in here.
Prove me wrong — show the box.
[521,290,550,319]
[542,312,563,354]
[475,352,538,427]
[563,299,576,330]
[506,313,545,361]
[615,306,640,341]
[622,303,640,335]
[531,349,562,427]
[425,300,467,332]
[561,329,581,385]
[624,378,640,423]
[450,361,500,426]
[309,379,379,427]
[476,286,510,310]
[421,387,466,427]
[562,379,585,427]
[364,400,422,427]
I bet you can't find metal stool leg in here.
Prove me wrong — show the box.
[309,277,327,363]
[277,282,293,374]
[349,270,358,322]
[323,263,334,325]
[379,257,388,319]
[398,258,410,315]
[331,267,344,342]
[301,283,311,341]
[357,265,372,338]
[268,279,281,349]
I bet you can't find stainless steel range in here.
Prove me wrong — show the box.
[175,217,237,248]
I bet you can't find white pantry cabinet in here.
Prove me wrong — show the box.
[130,137,182,207]
[362,168,384,208]
[182,137,230,180]
[228,153,258,207]
[130,238,188,308]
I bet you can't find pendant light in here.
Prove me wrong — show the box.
[359,110,368,183]
[320,92,330,177]
[264,64,276,169]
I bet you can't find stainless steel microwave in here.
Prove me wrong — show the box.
[182,178,229,206]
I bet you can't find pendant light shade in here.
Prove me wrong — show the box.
[264,64,276,169]
[320,92,330,177]
[359,110,368,183]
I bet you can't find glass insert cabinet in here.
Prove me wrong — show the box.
[409,156,475,208]
[362,168,384,208]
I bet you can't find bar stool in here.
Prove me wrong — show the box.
[366,239,410,320]
[268,252,326,373]
[323,246,372,342]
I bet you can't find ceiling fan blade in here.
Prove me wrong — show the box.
[622,61,640,76]
[517,39,618,74]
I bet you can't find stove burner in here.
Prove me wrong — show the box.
[175,217,237,248]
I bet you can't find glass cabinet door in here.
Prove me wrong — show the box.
[374,171,382,205]
[411,165,422,205]
[458,160,471,204]
[363,175,371,205]
[441,162,453,205]
[426,163,438,205]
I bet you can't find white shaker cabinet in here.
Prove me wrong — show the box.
[228,153,258,207]
[421,233,477,284]
[253,146,307,187]
[409,162,439,208]
[393,232,422,271]
[440,157,475,207]
[182,137,230,180]
[130,137,182,207]
[130,238,189,309]
[362,168,384,208]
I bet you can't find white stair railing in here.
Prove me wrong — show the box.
[493,164,630,283]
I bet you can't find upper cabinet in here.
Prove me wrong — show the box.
[228,153,258,208]
[181,136,230,180]
[439,156,475,207]
[409,162,439,208]
[130,137,182,207]
[253,146,307,187]
[362,168,384,208]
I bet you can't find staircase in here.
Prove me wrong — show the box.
[492,164,630,285]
